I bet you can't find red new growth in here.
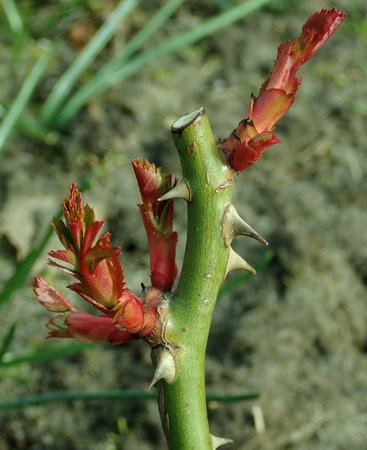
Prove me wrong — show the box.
[50,183,124,310]
[34,184,158,344]
[132,159,178,291]
[219,8,347,172]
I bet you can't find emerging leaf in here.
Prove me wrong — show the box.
[219,8,346,171]
[33,275,76,313]
[49,183,125,310]
[113,289,157,336]
[34,184,160,345]
[132,159,178,291]
[46,311,136,345]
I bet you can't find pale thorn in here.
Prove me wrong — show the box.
[224,247,256,279]
[222,203,268,247]
[147,346,177,390]
[211,434,234,449]
[158,179,191,202]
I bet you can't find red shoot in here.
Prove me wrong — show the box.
[34,184,158,344]
[132,159,178,291]
[219,8,347,171]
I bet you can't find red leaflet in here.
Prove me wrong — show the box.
[34,275,76,313]
[34,184,159,344]
[132,159,178,291]
[113,289,157,335]
[219,8,346,172]
[34,276,136,344]
[65,313,136,345]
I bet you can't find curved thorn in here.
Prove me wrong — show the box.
[147,346,177,390]
[224,247,256,279]
[211,433,234,449]
[222,204,268,247]
[158,179,191,202]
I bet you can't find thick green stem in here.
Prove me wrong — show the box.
[160,108,236,449]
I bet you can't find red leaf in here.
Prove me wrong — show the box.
[113,289,157,336]
[150,232,178,291]
[227,131,280,172]
[48,248,77,266]
[133,159,178,291]
[34,276,76,313]
[81,221,105,256]
[250,89,295,132]
[132,159,172,205]
[48,184,125,310]
[66,312,135,344]
[299,8,347,64]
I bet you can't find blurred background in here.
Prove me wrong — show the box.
[0,0,366,448]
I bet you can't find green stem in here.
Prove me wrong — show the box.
[161,108,235,449]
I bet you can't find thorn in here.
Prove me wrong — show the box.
[222,204,268,247]
[211,433,234,449]
[147,346,177,390]
[158,179,191,202]
[224,247,256,279]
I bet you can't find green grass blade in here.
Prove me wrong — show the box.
[0,341,90,368]
[17,114,59,144]
[41,0,139,124]
[207,392,260,402]
[0,390,156,410]
[0,221,56,308]
[0,45,53,156]
[56,0,273,127]
[52,0,185,126]
[0,390,259,410]
[218,249,274,298]
[33,0,85,36]
[1,0,24,35]
[0,104,58,143]
[97,0,185,77]
[0,323,17,360]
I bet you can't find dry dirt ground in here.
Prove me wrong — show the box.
[0,0,366,449]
